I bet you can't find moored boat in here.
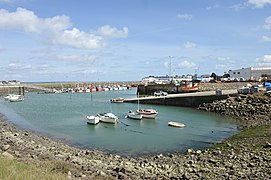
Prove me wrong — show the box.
[126,111,143,120]
[86,115,100,125]
[98,113,118,123]
[7,94,24,102]
[168,121,185,128]
[136,109,158,119]
[96,85,102,91]
[110,97,125,103]
[179,81,199,93]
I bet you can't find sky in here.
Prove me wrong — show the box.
[0,0,271,82]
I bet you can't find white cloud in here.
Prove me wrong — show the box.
[263,16,271,29]
[56,54,96,62]
[206,55,232,62]
[247,0,271,8]
[206,4,219,10]
[216,56,231,61]
[176,13,193,21]
[178,60,196,69]
[0,8,128,49]
[35,64,55,75]
[53,28,105,49]
[97,25,128,38]
[0,8,71,33]
[256,54,271,65]
[230,3,246,11]
[8,63,32,70]
[261,35,271,42]
[183,41,196,49]
[215,64,226,69]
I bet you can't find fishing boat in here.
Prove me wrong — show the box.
[86,115,100,125]
[179,81,199,93]
[136,109,158,119]
[110,97,125,103]
[126,111,143,120]
[168,121,185,128]
[98,113,118,123]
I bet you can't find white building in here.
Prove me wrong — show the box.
[229,67,271,81]
[142,75,193,84]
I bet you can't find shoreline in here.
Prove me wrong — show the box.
[1,112,270,179]
[1,90,271,178]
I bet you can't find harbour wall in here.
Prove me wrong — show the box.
[137,84,185,95]
[0,86,25,95]
[127,94,234,108]
[137,82,258,95]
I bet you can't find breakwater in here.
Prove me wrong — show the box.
[126,89,238,107]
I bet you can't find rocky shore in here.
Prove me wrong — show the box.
[1,84,271,179]
[198,92,271,128]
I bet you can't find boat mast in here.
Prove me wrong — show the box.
[137,92,140,110]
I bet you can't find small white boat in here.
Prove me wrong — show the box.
[136,109,158,119]
[98,113,118,124]
[168,121,185,128]
[7,94,24,102]
[86,115,100,125]
[113,86,119,91]
[110,97,125,103]
[126,111,143,120]
[103,87,109,91]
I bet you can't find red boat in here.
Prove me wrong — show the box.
[96,85,102,91]
[179,81,199,93]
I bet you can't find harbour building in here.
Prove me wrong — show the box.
[229,67,271,81]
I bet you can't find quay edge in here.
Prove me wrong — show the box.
[126,93,235,107]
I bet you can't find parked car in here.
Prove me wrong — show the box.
[154,90,168,96]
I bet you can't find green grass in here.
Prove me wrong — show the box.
[0,156,67,180]
[209,125,271,150]
[229,125,271,140]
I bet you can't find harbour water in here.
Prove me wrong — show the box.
[0,88,239,156]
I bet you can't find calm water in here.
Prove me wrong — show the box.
[0,88,239,156]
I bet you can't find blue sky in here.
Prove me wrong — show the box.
[0,0,271,82]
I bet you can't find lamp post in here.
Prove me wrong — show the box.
[169,56,173,84]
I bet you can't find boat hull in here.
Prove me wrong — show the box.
[8,95,24,102]
[127,112,143,120]
[87,116,100,125]
[141,114,157,118]
[136,109,158,119]
[111,97,124,103]
[180,85,199,93]
[168,121,185,128]
[99,118,117,123]
[98,113,118,124]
